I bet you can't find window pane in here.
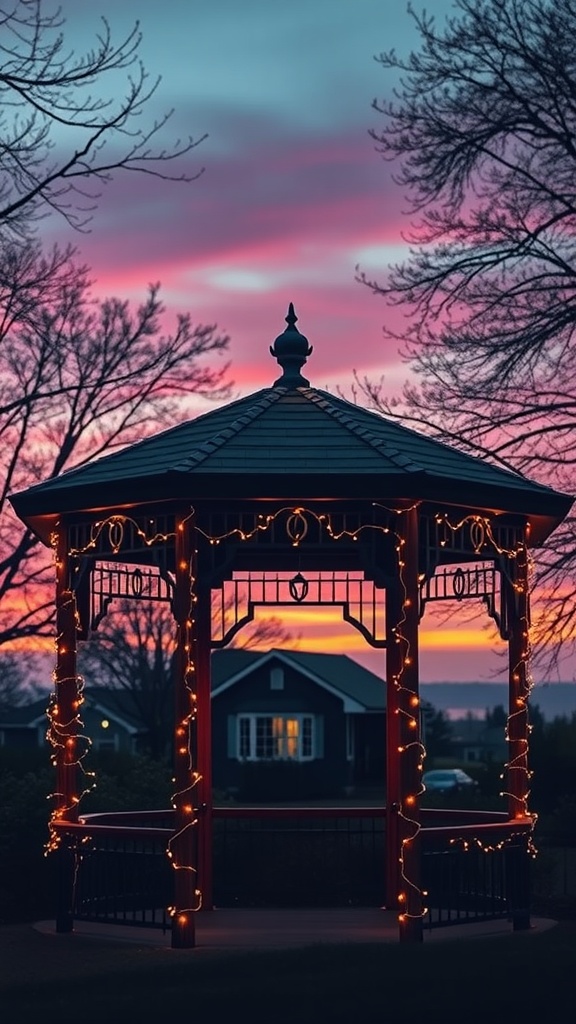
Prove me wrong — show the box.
[271,716,284,758]
[270,666,284,690]
[239,717,251,759]
[285,718,299,758]
[240,714,315,761]
[302,717,313,758]
[256,717,275,759]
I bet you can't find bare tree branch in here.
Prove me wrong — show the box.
[0,1,205,234]
[80,599,299,759]
[361,0,576,670]
[0,240,230,646]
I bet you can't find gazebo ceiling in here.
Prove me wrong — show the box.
[10,304,573,544]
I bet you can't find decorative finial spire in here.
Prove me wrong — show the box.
[286,301,298,329]
[270,303,313,387]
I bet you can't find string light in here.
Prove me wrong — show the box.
[440,528,536,867]
[196,501,421,547]
[203,499,429,922]
[45,529,97,856]
[167,521,203,926]
[449,830,537,857]
[68,513,186,556]
[433,511,529,560]
[500,537,536,832]
[47,500,534,933]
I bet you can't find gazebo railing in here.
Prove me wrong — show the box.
[420,815,532,930]
[212,806,387,907]
[54,821,173,931]
[52,808,533,932]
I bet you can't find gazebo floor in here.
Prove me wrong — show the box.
[34,908,557,950]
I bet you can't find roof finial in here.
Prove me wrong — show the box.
[270,303,313,387]
[286,301,298,328]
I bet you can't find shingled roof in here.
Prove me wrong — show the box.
[10,304,573,541]
[211,648,385,711]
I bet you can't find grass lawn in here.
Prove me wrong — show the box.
[1,919,575,1024]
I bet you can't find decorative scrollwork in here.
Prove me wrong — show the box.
[286,511,308,546]
[108,519,124,553]
[212,571,386,648]
[131,568,144,597]
[90,563,174,631]
[419,562,507,638]
[452,567,466,600]
[470,519,486,554]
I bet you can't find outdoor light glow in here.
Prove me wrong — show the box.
[44,501,536,940]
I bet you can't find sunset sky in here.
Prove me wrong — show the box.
[40,1,514,682]
[49,0,449,396]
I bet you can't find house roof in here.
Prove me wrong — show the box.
[450,719,508,755]
[0,698,47,728]
[0,689,145,734]
[9,305,573,545]
[0,651,386,734]
[211,648,386,712]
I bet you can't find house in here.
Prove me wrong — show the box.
[0,689,145,755]
[1,649,386,799]
[211,648,386,800]
[449,716,508,765]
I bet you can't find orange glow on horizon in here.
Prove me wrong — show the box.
[4,603,505,658]
[13,562,571,674]
[245,605,503,654]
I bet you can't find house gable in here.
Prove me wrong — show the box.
[211,648,384,713]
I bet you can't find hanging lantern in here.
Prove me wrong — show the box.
[289,572,309,603]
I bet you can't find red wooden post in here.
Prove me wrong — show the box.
[53,524,81,933]
[388,505,424,943]
[506,533,531,819]
[505,531,532,930]
[195,577,213,910]
[170,512,199,948]
[385,581,402,912]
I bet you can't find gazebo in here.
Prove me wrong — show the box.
[10,305,573,946]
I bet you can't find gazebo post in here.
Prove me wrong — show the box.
[170,512,199,948]
[385,581,402,913]
[195,575,213,910]
[386,506,423,942]
[505,532,532,930]
[54,524,81,933]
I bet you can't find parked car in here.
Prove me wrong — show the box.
[422,768,478,794]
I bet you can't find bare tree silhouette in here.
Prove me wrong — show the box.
[359,0,576,668]
[1,241,229,646]
[0,1,204,234]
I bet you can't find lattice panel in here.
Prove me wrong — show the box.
[89,561,174,630]
[212,571,387,648]
[419,562,507,638]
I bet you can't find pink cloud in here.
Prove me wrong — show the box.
[37,103,412,403]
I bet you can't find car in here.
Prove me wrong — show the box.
[422,768,478,794]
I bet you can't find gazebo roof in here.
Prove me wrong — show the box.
[10,305,573,544]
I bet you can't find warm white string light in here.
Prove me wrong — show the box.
[48,503,534,927]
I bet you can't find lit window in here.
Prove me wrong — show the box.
[237,714,316,761]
